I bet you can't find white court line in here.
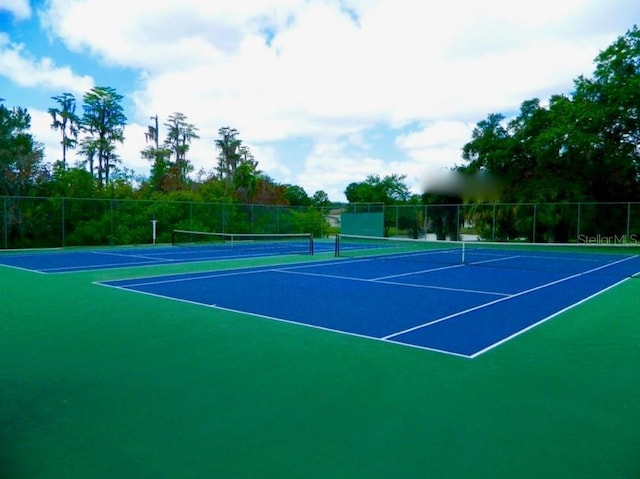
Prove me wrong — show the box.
[468,250,602,263]
[382,254,638,341]
[468,277,631,358]
[370,254,520,281]
[112,254,454,287]
[468,255,522,265]
[274,269,509,296]
[107,267,272,288]
[42,259,170,272]
[53,250,319,274]
[91,251,172,261]
[96,282,472,359]
[96,251,640,358]
[0,262,48,274]
[89,254,343,282]
[371,263,465,281]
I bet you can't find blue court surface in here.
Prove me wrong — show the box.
[0,240,331,273]
[98,250,640,358]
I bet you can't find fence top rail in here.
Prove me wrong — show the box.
[0,195,345,209]
[2,196,640,208]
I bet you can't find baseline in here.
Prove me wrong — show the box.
[386,255,639,356]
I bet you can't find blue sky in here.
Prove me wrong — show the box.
[1,0,639,201]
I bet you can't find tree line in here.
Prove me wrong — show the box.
[2,89,332,208]
[345,26,640,240]
[2,26,640,243]
[455,26,640,240]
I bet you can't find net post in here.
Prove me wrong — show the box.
[309,233,314,255]
[171,229,176,246]
[151,219,158,245]
[335,234,340,257]
[461,241,466,264]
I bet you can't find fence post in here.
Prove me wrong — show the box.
[424,205,428,239]
[110,200,114,246]
[576,202,581,242]
[532,203,537,242]
[61,198,65,247]
[394,205,398,233]
[2,196,6,249]
[492,202,497,241]
[626,202,631,242]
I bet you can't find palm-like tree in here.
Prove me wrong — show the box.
[215,126,242,181]
[80,86,127,187]
[145,114,159,149]
[48,93,80,170]
[164,112,199,182]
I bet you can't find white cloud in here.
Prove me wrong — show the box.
[0,36,93,94]
[292,139,433,201]
[131,0,624,141]
[397,121,476,150]
[15,0,640,201]
[251,144,292,181]
[0,0,30,20]
[40,0,309,71]
[395,121,479,194]
[39,0,633,134]
[29,109,60,162]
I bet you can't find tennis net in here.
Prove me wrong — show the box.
[172,230,314,255]
[335,234,640,276]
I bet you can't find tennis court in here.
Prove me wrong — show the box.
[98,236,640,357]
[2,234,640,478]
[0,232,322,273]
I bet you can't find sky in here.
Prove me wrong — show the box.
[1,0,639,202]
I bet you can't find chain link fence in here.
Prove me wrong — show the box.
[385,202,640,243]
[1,196,638,249]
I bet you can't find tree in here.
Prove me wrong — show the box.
[463,26,640,204]
[250,174,287,205]
[79,86,127,187]
[214,126,260,199]
[460,113,512,178]
[0,100,47,246]
[459,27,640,240]
[344,181,374,203]
[164,112,199,183]
[146,114,159,149]
[0,100,45,196]
[284,185,311,206]
[141,114,172,192]
[311,190,331,207]
[48,92,80,170]
[233,161,258,202]
[49,164,96,198]
[462,100,577,204]
[571,26,640,202]
[344,174,411,204]
[215,126,242,182]
[460,102,583,240]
